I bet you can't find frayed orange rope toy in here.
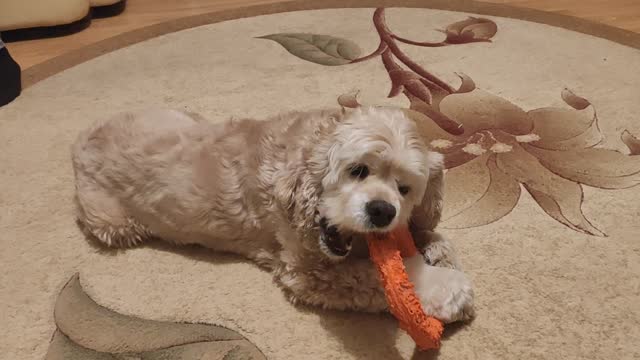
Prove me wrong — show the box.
[366,226,444,350]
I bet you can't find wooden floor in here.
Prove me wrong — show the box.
[6,0,640,69]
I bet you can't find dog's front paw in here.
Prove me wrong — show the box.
[422,231,462,270]
[404,255,475,323]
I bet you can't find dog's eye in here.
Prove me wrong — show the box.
[398,185,410,196]
[349,165,369,179]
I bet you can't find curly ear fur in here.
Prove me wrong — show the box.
[273,151,322,233]
[272,111,343,238]
[410,151,445,250]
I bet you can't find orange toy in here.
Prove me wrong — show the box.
[366,227,444,350]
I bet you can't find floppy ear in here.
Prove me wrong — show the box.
[273,149,323,233]
[272,111,342,236]
[409,151,444,250]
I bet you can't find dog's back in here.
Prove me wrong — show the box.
[70,108,339,254]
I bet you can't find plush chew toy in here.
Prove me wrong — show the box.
[366,226,444,350]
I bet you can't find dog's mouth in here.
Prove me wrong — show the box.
[319,217,352,258]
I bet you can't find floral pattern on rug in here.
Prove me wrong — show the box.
[260,7,640,236]
[44,274,266,359]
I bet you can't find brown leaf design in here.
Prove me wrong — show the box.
[528,106,602,150]
[442,154,491,219]
[454,73,476,94]
[337,91,361,108]
[442,17,497,44]
[388,70,429,99]
[622,130,640,155]
[439,89,533,136]
[524,185,604,237]
[258,33,361,66]
[561,88,591,110]
[403,106,464,139]
[421,81,450,109]
[496,144,605,236]
[412,73,475,123]
[440,143,479,169]
[442,155,521,228]
[409,79,434,104]
[409,99,466,136]
[524,145,640,189]
[47,331,256,360]
[46,331,115,360]
[45,274,266,359]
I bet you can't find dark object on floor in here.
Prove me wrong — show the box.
[0,37,22,107]
[1,0,126,43]
[0,14,92,43]
[93,0,127,19]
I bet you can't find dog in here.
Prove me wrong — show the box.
[71,106,474,322]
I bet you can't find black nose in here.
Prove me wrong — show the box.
[366,200,396,228]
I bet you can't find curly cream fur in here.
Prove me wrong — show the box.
[71,107,474,321]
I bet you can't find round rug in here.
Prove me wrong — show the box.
[1,2,639,359]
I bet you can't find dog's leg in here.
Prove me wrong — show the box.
[409,161,463,269]
[275,254,474,322]
[406,218,476,323]
[274,257,388,313]
[419,231,463,270]
[74,179,152,248]
[410,213,462,270]
[404,255,475,323]
[409,230,475,322]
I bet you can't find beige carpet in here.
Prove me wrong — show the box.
[1,1,639,359]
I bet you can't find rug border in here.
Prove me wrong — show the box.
[21,0,640,88]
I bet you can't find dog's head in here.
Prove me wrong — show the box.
[316,107,443,260]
